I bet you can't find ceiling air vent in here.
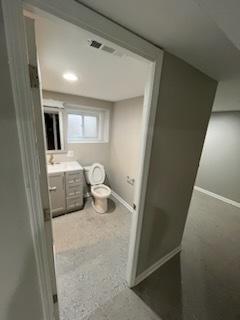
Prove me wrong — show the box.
[88,39,102,49]
[101,45,116,54]
[88,39,124,57]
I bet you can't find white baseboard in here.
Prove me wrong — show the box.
[134,245,182,286]
[111,191,133,213]
[194,186,240,208]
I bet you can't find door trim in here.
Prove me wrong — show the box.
[1,3,55,319]
[2,0,163,317]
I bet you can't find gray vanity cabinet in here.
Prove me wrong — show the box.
[48,169,83,217]
[66,171,84,212]
[48,172,66,216]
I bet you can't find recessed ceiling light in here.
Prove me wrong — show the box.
[63,72,78,82]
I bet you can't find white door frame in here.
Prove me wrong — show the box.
[2,0,163,317]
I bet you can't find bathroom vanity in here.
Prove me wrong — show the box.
[47,161,83,217]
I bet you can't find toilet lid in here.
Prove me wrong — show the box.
[89,163,105,185]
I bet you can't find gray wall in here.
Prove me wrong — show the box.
[196,112,240,202]
[42,90,113,169]
[0,4,44,320]
[136,52,217,276]
[109,96,144,205]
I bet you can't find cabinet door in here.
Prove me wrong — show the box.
[49,173,65,216]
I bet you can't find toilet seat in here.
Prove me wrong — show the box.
[89,163,105,185]
[91,184,111,198]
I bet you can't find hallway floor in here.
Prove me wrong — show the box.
[53,191,240,320]
[134,190,240,320]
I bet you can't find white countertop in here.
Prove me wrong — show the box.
[47,161,83,174]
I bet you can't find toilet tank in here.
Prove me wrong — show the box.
[84,166,92,184]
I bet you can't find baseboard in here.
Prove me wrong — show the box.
[194,186,240,208]
[111,191,133,213]
[134,245,182,286]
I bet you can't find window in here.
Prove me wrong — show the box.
[67,106,109,143]
[68,114,98,141]
[44,107,64,152]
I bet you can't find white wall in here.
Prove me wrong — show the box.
[109,96,144,205]
[196,111,240,202]
[0,3,44,319]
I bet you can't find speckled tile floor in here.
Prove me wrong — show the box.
[52,197,161,320]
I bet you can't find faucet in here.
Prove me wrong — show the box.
[49,154,55,165]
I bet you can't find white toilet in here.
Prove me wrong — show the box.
[84,163,111,213]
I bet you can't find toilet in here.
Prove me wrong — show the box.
[84,163,111,213]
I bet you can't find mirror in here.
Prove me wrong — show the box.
[43,106,64,152]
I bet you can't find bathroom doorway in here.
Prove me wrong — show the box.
[3,1,163,319]
[30,11,151,319]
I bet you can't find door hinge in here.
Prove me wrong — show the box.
[53,294,58,304]
[133,203,136,210]
[43,208,51,222]
[28,64,39,88]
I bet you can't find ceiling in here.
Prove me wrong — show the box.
[35,0,240,110]
[35,14,150,102]
[193,0,240,52]
[192,0,240,111]
[77,0,240,111]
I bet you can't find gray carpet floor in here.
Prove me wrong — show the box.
[134,190,240,320]
[53,197,160,320]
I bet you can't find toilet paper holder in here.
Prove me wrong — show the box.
[127,176,135,186]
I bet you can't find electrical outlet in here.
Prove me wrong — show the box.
[67,150,74,157]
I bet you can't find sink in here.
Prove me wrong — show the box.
[47,161,83,174]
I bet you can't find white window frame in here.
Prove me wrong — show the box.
[65,104,110,144]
